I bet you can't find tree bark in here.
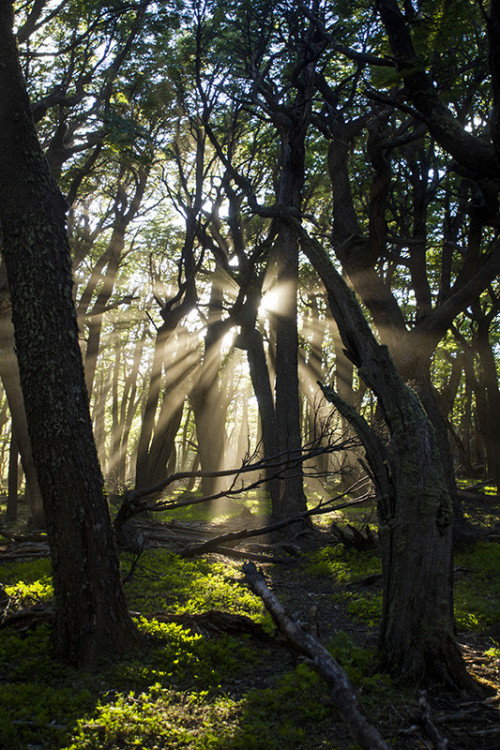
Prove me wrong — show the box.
[294,223,476,689]
[474,306,500,490]
[0,3,137,668]
[270,125,309,525]
[7,424,18,522]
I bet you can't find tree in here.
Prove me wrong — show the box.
[189,0,485,686]
[0,0,137,668]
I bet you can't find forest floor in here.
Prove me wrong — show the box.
[0,486,499,750]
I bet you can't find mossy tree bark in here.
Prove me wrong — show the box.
[0,2,138,668]
[297,224,476,689]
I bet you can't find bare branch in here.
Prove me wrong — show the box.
[181,481,371,558]
[242,562,390,750]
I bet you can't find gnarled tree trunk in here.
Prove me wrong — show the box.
[298,225,475,688]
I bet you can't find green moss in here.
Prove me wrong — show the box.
[123,549,265,622]
[0,557,52,587]
[0,529,495,749]
[338,590,383,627]
[454,542,500,630]
[305,545,381,583]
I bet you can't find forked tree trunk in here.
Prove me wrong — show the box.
[0,4,138,668]
[298,224,476,689]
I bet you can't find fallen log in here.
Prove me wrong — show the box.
[242,561,390,750]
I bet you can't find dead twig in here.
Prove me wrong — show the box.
[418,691,450,750]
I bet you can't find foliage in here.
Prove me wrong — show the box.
[305,546,383,628]
[0,528,498,748]
[304,546,382,583]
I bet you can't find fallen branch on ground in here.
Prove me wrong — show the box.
[146,609,274,641]
[180,482,371,558]
[418,691,450,750]
[242,561,390,750]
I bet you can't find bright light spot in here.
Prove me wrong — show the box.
[222,329,237,351]
[259,285,283,315]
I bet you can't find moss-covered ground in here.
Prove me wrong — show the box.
[0,488,499,750]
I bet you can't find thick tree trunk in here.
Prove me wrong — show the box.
[297,225,475,688]
[271,128,308,526]
[0,5,137,668]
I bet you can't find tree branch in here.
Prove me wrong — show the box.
[242,562,390,750]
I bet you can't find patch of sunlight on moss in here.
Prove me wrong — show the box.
[5,576,53,602]
[0,557,52,587]
[104,619,260,694]
[485,642,500,659]
[156,489,270,525]
[123,549,265,621]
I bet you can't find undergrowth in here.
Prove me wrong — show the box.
[305,546,383,626]
[0,499,498,750]
[454,542,500,629]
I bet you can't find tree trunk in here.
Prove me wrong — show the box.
[0,307,44,526]
[236,324,280,513]
[297,225,476,689]
[191,342,228,497]
[271,127,308,526]
[81,165,148,401]
[475,310,500,490]
[7,424,18,522]
[0,4,137,668]
[191,273,229,499]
